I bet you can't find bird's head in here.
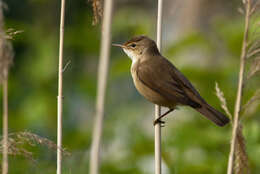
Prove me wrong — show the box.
[113,35,159,63]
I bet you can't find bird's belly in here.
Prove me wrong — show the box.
[131,72,176,108]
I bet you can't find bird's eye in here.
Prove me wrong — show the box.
[131,43,136,48]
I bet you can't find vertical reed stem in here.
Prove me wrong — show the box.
[57,0,66,173]
[227,1,250,174]
[89,1,113,174]
[155,0,163,174]
[0,1,8,173]
[2,71,8,174]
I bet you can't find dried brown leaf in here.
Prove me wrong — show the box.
[89,0,103,25]
[215,82,233,119]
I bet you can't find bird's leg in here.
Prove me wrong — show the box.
[153,108,174,126]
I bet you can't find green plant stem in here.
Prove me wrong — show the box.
[2,72,8,174]
[57,0,66,173]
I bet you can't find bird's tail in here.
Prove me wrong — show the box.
[193,102,230,127]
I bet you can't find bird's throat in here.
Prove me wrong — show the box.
[123,48,138,65]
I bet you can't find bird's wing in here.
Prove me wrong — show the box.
[159,58,230,126]
[136,58,200,107]
[163,57,206,104]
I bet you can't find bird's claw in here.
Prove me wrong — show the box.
[153,119,165,127]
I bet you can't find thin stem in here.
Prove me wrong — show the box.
[2,71,8,174]
[155,0,163,174]
[154,105,162,174]
[0,0,8,173]
[227,1,251,174]
[89,1,113,174]
[57,0,66,173]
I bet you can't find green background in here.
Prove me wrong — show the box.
[1,0,260,173]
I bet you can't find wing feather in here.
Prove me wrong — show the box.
[136,57,200,107]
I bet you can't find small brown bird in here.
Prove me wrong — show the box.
[113,35,230,126]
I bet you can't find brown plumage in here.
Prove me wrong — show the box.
[113,35,230,126]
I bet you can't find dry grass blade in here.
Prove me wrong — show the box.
[247,3,260,58]
[247,47,260,58]
[247,32,260,58]
[238,7,245,14]
[247,39,260,58]
[0,131,71,160]
[234,123,250,174]
[3,137,35,162]
[247,57,260,79]
[0,40,13,83]
[215,82,233,120]
[250,0,260,15]
[242,89,260,115]
[5,28,23,40]
[15,131,71,156]
[89,0,103,25]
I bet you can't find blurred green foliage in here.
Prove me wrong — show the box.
[0,0,259,174]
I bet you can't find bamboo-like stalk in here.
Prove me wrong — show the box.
[89,1,113,174]
[155,0,163,174]
[0,1,9,173]
[227,1,251,174]
[2,72,8,174]
[57,0,66,173]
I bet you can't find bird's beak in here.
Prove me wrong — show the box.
[112,43,124,48]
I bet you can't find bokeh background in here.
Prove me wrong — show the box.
[1,0,260,173]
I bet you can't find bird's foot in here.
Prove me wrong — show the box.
[153,118,165,127]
